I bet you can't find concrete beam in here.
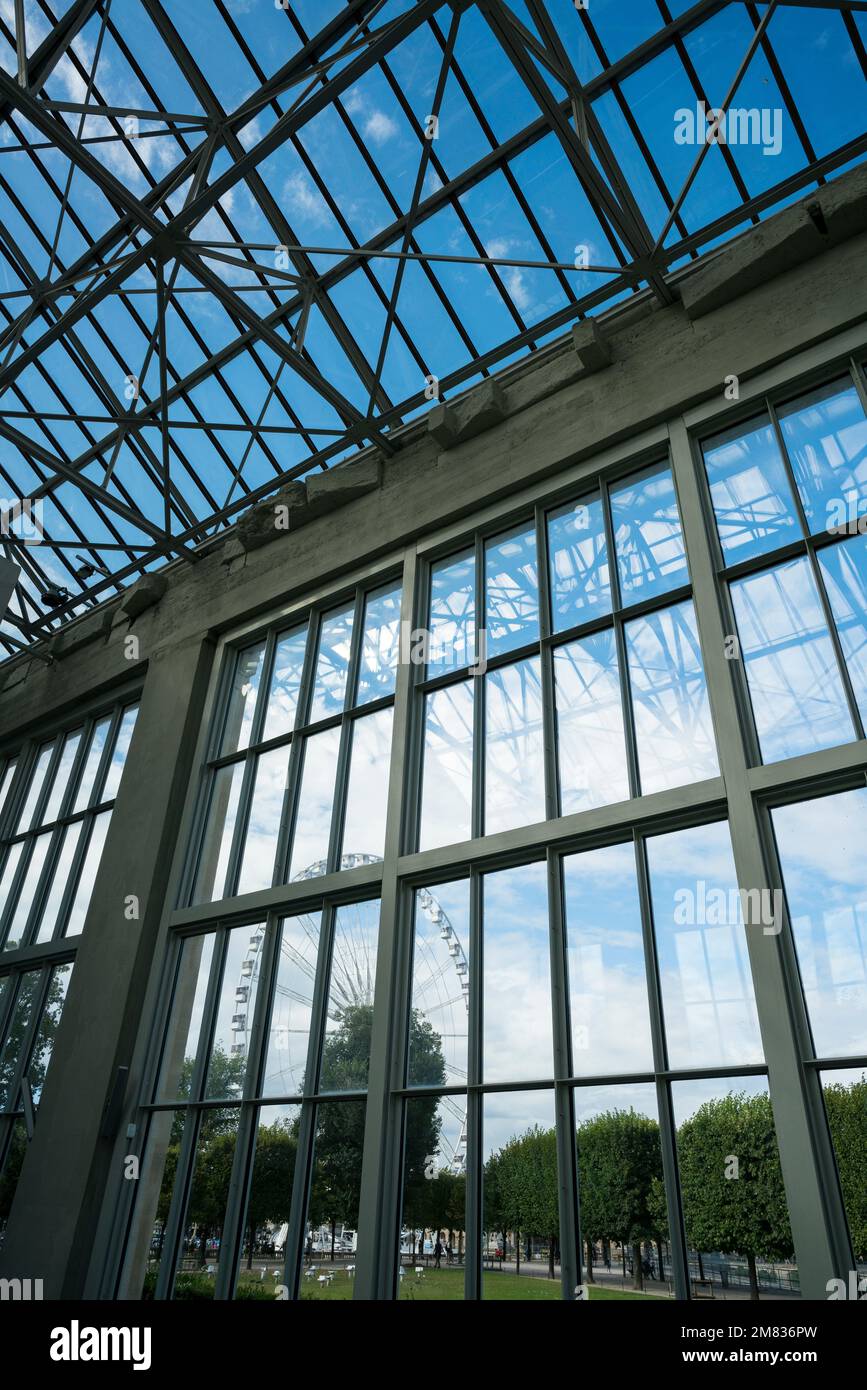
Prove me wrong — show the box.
[681,161,867,320]
[304,453,382,518]
[427,377,507,450]
[114,572,169,623]
[235,480,307,552]
[571,317,612,371]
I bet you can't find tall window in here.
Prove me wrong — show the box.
[189,580,401,903]
[417,461,720,851]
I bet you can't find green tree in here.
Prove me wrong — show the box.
[822,1075,866,1261]
[676,1092,792,1300]
[484,1126,560,1279]
[241,1117,297,1269]
[577,1109,665,1291]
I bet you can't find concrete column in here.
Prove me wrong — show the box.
[0,634,214,1298]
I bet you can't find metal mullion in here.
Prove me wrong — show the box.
[1,961,53,1132]
[543,609,619,656]
[720,539,808,585]
[547,849,580,1300]
[767,399,866,743]
[535,502,559,822]
[270,620,321,885]
[14,821,65,953]
[472,535,485,842]
[600,477,641,799]
[632,830,690,1301]
[215,912,281,1300]
[89,702,124,809]
[464,867,483,1301]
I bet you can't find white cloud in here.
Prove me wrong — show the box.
[283,170,331,228]
[364,110,398,146]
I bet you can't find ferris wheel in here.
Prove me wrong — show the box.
[231,855,469,1172]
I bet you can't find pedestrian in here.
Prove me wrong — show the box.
[434,1235,443,1269]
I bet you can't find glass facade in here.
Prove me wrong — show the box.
[107,363,867,1301]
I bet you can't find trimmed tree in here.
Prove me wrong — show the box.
[577,1109,664,1291]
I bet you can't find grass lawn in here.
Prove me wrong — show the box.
[264,1266,662,1301]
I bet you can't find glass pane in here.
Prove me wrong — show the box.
[41,730,81,825]
[155,933,217,1102]
[548,493,611,630]
[64,809,111,937]
[0,759,17,823]
[320,900,380,1093]
[205,925,264,1100]
[398,1096,467,1298]
[646,821,763,1068]
[175,1107,241,1298]
[72,718,110,812]
[0,1120,27,1253]
[672,1077,799,1300]
[0,844,23,924]
[485,656,545,835]
[193,762,245,904]
[779,379,867,537]
[355,585,401,705]
[575,1084,668,1295]
[821,1069,866,1270]
[262,625,308,742]
[101,705,139,802]
[626,600,719,794]
[26,961,73,1105]
[236,747,290,895]
[304,1100,366,1289]
[123,1110,186,1299]
[410,882,470,1091]
[341,707,393,863]
[34,822,83,944]
[483,863,552,1082]
[288,727,341,879]
[0,969,39,1109]
[428,550,475,679]
[3,832,52,952]
[15,744,52,831]
[555,628,629,813]
[485,524,539,659]
[419,680,473,851]
[564,843,653,1074]
[221,642,266,755]
[818,531,867,726]
[483,1089,559,1299]
[262,913,322,1099]
[611,465,688,604]
[702,415,801,562]
[772,788,867,1058]
[309,606,355,722]
[235,1104,301,1298]
[731,557,854,763]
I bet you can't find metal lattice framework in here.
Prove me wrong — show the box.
[0,0,865,656]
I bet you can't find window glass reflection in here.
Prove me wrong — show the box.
[485,525,539,659]
[419,681,473,850]
[15,744,52,832]
[702,415,801,562]
[155,932,216,1103]
[563,843,652,1074]
[818,531,867,726]
[34,822,82,945]
[820,1068,866,1266]
[772,789,867,1058]
[288,727,341,879]
[355,586,401,705]
[341,707,393,861]
[611,465,688,604]
[483,863,552,1082]
[3,832,51,951]
[175,1107,240,1298]
[399,1096,466,1297]
[731,557,854,763]
[235,1105,301,1295]
[221,643,266,756]
[304,1101,366,1288]
[548,494,611,630]
[102,707,139,803]
[626,600,719,793]
[485,657,545,835]
[779,380,867,537]
[309,607,355,723]
[428,551,475,679]
[236,748,289,895]
[41,731,81,826]
[262,625,307,743]
[72,718,110,813]
[646,821,763,1068]
[194,763,244,904]
[204,925,264,1100]
[555,629,629,813]
[64,810,111,937]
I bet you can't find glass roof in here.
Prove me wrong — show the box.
[0,0,864,656]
